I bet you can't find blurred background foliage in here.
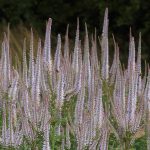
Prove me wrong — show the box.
[0,0,149,65]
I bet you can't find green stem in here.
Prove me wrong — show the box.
[122,138,131,150]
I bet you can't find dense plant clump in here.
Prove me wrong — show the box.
[0,8,149,150]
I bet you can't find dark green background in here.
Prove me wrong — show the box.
[0,0,149,64]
